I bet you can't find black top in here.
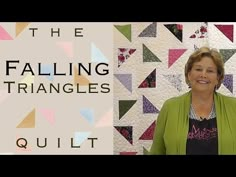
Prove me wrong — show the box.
[186,118,218,155]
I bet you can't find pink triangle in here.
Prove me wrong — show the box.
[215,25,234,42]
[139,121,156,140]
[39,109,55,125]
[57,42,73,57]
[0,26,13,40]
[0,90,12,104]
[95,108,112,127]
[168,49,187,68]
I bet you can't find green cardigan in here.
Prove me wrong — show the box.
[149,91,236,155]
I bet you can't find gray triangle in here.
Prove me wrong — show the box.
[138,22,157,37]
[163,74,182,91]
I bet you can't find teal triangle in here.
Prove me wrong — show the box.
[143,44,161,62]
[41,65,54,81]
[114,24,132,42]
[219,49,236,63]
[74,132,91,146]
[80,108,94,125]
[119,100,137,119]
[91,43,108,63]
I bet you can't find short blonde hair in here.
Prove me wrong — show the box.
[184,47,225,89]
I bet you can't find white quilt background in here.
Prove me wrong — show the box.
[114,22,235,155]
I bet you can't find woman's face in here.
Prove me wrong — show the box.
[188,56,219,93]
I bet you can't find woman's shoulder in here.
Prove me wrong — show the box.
[216,92,236,104]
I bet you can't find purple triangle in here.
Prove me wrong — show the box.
[223,74,233,93]
[143,95,159,113]
[114,74,132,92]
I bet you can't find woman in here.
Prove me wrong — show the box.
[149,47,236,155]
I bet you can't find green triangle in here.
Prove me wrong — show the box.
[114,24,131,42]
[143,147,149,155]
[143,44,161,62]
[119,100,137,119]
[219,49,236,63]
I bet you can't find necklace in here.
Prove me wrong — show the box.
[190,103,215,121]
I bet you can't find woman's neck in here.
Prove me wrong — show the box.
[191,91,214,106]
